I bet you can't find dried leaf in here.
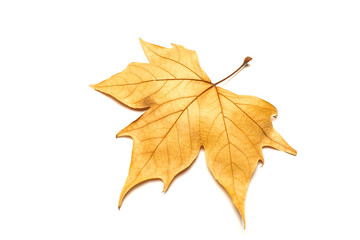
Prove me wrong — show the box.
[91,39,296,226]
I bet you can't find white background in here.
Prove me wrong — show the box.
[1,0,359,239]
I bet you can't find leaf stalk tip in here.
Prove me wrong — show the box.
[214,56,252,86]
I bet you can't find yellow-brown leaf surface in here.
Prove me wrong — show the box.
[91,39,296,226]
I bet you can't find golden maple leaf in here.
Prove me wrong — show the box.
[91,39,296,226]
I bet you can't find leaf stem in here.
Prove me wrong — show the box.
[214,57,252,86]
